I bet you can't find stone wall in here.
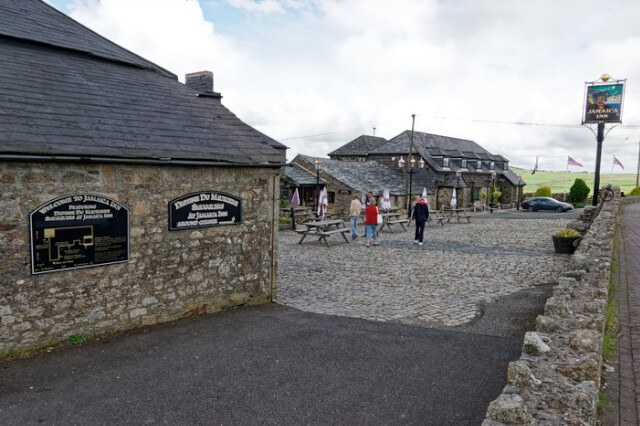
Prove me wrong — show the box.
[0,161,280,356]
[483,195,639,425]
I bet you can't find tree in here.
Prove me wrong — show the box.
[534,186,552,197]
[569,178,590,202]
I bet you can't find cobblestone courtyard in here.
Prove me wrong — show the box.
[276,215,573,328]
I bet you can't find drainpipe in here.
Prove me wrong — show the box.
[270,172,278,302]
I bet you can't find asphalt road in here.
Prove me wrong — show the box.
[0,304,522,425]
[478,207,583,220]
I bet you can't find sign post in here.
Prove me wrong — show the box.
[582,74,625,205]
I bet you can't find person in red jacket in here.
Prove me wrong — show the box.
[411,197,430,246]
[364,197,379,247]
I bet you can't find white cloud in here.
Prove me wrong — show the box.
[59,0,640,171]
[226,0,285,14]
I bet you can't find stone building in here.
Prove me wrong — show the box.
[280,164,326,208]
[0,0,285,356]
[329,131,525,209]
[288,155,407,213]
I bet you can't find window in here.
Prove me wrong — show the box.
[443,158,450,168]
[328,191,335,203]
[489,161,495,170]
[476,161,482,169]
[503,162,508,171]
[461,159,468,169]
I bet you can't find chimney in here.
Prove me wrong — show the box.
[185,71,221,98]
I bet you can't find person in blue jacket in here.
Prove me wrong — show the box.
[411,196,430,246]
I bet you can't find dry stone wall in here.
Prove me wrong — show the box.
[483,195,638,425]
[0,161,279,356]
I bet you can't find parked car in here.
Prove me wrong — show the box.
[521,197,573,212]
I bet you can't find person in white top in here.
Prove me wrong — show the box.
[349,195,362,239]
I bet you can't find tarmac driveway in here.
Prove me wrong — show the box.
[0,304,520,425]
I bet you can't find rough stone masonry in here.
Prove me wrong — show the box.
[0,161,280,356]
[483,194,639,425]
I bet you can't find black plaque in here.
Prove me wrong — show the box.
[29,194,129,274]
[169,191,242,230]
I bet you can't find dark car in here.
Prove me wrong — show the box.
[521,197,573,212]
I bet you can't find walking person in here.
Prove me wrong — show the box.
[411,196,430,246]
[349,195,362,240]
[365,191,374,206]
[364,197,379,247]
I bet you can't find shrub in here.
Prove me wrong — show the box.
[534,186,552,197]
[554,228,580,238]
[491,191,502,203]
[569,178,590,202]
[479,192,487,200]
[278,214,292,224]
[629,186,640,196]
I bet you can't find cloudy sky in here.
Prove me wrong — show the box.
[47,0,640,173]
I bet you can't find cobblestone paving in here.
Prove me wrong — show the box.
[276,216,572,328]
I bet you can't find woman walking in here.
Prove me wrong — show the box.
[349,195,362,240]
[364,197,379,247]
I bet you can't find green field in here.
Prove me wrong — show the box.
[510,167,639,196]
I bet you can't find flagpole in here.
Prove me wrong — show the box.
[532,156,538,195]
[564,157,568,201]
[610,154,614,186]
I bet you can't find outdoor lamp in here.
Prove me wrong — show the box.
[398,156,405,168]
[418,157,425,169]
[517,175,523,210]
[410,156,416,169]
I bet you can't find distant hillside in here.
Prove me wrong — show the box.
[510,166,638,195]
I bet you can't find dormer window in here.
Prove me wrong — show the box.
[443,158,450,168]
[489,161,495,170]
[503,162,508,171]
[461,159,468,169]
[476,160,482,169]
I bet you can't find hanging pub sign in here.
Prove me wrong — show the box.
[169,191,242,230]
[29,194,129,274]
[583,81,625,124]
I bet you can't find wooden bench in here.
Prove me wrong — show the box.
[427,215,446,226]
[316,228,350,246]
[385,218,409,232]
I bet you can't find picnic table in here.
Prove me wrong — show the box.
[324,211,343,220]
[292,210,317,224]
[442,207,471,223]
[295,219,350,247]
[378,212,410,232]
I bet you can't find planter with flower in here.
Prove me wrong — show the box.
[552,228,581,254]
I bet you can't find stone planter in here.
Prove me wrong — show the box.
[552,236,579,254]
[279,223,293,231]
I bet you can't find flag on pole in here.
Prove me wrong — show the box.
[290,188,300,206]
[567,156,583,167]
[532,157,538,174]
[613,156,624,170]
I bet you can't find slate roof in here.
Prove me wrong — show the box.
[283,165,324,186]
[297,155,405,196]
[328,135,388,158]
[0,0,286,165]
[373,130,496,158]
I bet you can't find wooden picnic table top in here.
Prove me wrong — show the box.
[304,219,344,228]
